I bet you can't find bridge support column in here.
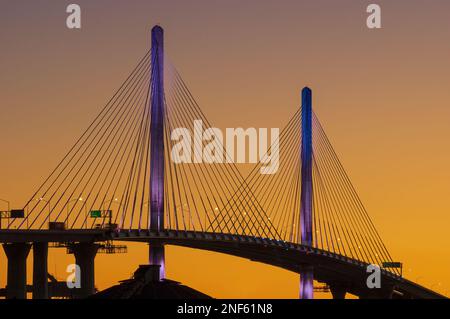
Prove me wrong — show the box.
[71,243,100,298]
[299,87,314,299]
[149,25,166,280]
[359,287,394,299]
[3,243,31,299]
[149,243,165,280]
[330,284,347,299]
[299,265,314,299]
[32,242,48,299]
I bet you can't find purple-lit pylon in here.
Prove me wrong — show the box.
[149,25,165,280]
[299,87,313,299]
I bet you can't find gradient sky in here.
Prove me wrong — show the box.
[0,0,449,298]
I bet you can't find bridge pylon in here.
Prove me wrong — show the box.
[3,243,31,299]
[299,87,314,299]
[149,25,166,280]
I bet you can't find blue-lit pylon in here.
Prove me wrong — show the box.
[149,25,165,280]
[299,87,313,299]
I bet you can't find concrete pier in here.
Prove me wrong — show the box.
[149,243,165,280]
[71,243,100,298]
[299,265,314,299]
[3,243,31,299]
[359,287,394,299]
[330,285,347,299]
[32,242,48,299]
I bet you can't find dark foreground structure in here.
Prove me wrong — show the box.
[90,265,211,299]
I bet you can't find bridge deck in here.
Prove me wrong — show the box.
[0,229,445,299]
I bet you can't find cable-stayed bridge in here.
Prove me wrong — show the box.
[0,26,444,300]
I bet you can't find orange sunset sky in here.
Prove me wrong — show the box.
[0,0,449,298]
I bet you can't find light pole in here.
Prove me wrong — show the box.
[102,198,122,228]
[102,198,121,210]
[67,197,85,228]
[36,198,51,226]
[175,204,192,230]
[0,198,10,211]
[0,198,10,229]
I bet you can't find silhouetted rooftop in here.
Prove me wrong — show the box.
[90,265,212,299]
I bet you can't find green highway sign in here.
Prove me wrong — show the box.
[90,210,102,218]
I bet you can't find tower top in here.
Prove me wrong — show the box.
[152,25,164,35]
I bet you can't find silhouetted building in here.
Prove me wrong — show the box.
[90,265,212,299]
